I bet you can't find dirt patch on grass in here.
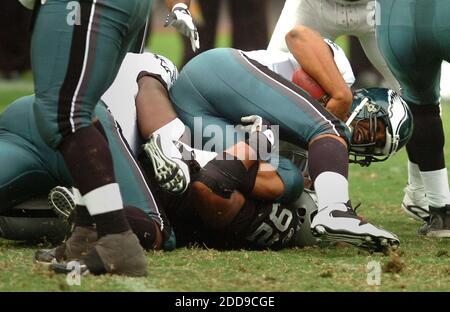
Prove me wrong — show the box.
[383,253,406,274]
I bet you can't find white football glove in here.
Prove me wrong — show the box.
[164,3,200,52]
[238,115,275,149]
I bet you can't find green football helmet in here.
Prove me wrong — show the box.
[346,88,413,166]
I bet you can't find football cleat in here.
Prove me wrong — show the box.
[311,202,400,252]
[49,230,147,277]
[143,133,190,195]
[50,261,90,275]
[35,226,98,263]
[48,186,75,219]
[418,205,450,238]
[401,185,430,222]
[35,247,59,264]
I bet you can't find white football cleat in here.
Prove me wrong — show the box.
[311,202,399,252]
[48,186,75,219]
[402,185,430,222]
[144,133,191,195]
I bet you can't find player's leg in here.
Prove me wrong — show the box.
[357,31,401,92]
[377,0,450,236]
[171,48,399,251]
[37,101,176,262]
[0,96,69,241]
[93,103,174,250]
[32,0,152,275]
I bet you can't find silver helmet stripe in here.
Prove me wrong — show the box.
[346,97,370,131]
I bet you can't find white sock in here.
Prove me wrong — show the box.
[153,118,185,141]
[72,187,85,206]
[152,118,186,159]
[314,172,349,210]
[82,183,123,216]
[407,160,425,191]
[420,168,450,207]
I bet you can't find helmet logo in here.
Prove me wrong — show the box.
[367,103,379,113]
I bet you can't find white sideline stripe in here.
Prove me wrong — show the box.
[69,0,97,133]
[115,125,164,230]
[83,183,123,216]
[240,53,340,137]
[72,187,84,206]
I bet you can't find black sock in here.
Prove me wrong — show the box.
[308,136,349,182]
[406,103,445,171]
[94,210,130,238]
[59,125,129,236]
[74,205,94,227]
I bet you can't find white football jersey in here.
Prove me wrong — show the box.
[242,39,355,87]
[101,52,178,154]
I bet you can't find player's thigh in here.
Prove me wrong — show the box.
[93,104,164,225]
[358,32,400,91]
[177,48,350,147]
[0,134,58,213]
[32,0,151,147]
[377,0,441,105]
[433,1,450,68]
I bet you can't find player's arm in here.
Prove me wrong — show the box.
[285,26,352,121]
[225,141,285,200]
[136,75,178,139]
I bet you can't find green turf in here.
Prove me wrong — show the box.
[0,33,449,292]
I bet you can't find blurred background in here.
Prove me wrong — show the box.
[1,0,449,110]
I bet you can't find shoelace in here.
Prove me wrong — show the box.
[350,202,367,223]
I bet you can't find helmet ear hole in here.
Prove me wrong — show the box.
[297,207,306,224]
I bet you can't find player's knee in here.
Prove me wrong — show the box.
[272,157,304,204]
[34,99,93,149]
[33,104,64,149]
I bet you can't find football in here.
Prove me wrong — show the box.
[292,68,330,104]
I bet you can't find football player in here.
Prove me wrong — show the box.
[16,0,199,276]
[268,0,400,92]
[0,51,312,256]
[153,26,413,252]
[377,0,450,237]
[0,53,189,269]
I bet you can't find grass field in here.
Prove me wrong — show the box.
[0,33,449,292]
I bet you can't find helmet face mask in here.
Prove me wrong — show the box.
[347,88,413,166]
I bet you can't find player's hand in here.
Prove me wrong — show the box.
[164,3,200,52]
[239,115,275,158]
[240,115,267,133]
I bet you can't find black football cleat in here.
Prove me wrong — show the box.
[418,205,450,238]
